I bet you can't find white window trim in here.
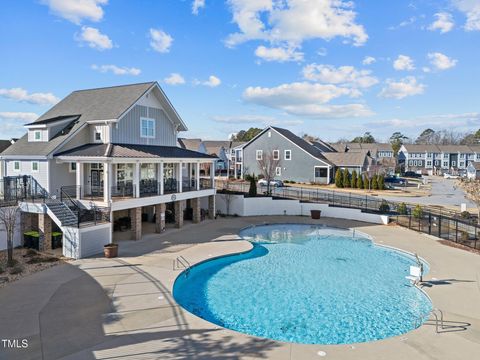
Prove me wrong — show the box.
[284,150,291,160]
[69,162,77,173]
[256,150,263,160]
[94,131,102,142]
[140,117,155,139]
[31,161,39,172]
[273,150,280,160]
[34,130,42,141]
[275,167,281,176]
[13,161,20,172]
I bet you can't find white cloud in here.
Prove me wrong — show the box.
[149,28,173,53]
[194,75,221,87]
[255,45,303,62]
[379,76,425,99]
[243,82,373,118]
[452,0,480,31]
[0,88,59,105]
[0,112,39,122]
[302,64,378,88]
[427,52,458,70]
[225,0,368,59]
[91,64,141,75]
[388,16,418,30]
[212,114,303,126]
[192,0,205,15]
[41,0,107,24]
[393,55,415,71]
[76,26,113,50]
[428,12,455,33]
[164,73,186,85]
[362,56,376,65]
[368,112,480,129]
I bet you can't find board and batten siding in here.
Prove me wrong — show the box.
[49,160,75,196]
[5,159,49,192]
[112,105,177,146]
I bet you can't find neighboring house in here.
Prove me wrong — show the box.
[202,141,231,175]
[231,142,246,179]
[466,161,480,180]
[0,139,16,180]
[0,82,217,259]
[329,142,395,173]
[398,144,480,175]
[241,126,335,184]
[323,150,371,175]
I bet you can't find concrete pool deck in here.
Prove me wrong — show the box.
[0,216,479,360]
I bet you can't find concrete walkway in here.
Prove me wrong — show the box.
[0,216,479,360]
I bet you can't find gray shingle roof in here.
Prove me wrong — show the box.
[0,140,13,153]
[323,151,368,167]
[55,143,217,160]
[178,138,203,151]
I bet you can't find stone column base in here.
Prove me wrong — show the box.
[174,200,185,228]
[38,213,52,251]
[131,207,142,241]
[155,203,166,233]
[208,195,215,219]
[191,198,201,223]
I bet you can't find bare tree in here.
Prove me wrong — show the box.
[219,179,234,216]
[257,150,281,195]
[457,179,480,224]
[0,206,19,266]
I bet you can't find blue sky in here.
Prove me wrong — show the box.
[0,0,479,142]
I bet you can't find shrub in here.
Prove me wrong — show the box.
[461,211,471,219]
[290,180,296,184]
[363,175,369,190]
[6,258,18,268]
[372,175,378,190]
[8,265,23,275]
[397,202,408,215]
[377,175,385,190]
[0,265,4,274]
[378,200,390,213]
[335,169,343,188]
[412,204,423,219]
[343,169,351,188]
[356,174,363,189]
[248,174,257,197]
[351,170,357,189]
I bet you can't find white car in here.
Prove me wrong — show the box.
[443,173,459,179]
[257,179,284,187]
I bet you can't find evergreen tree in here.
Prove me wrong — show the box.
[363,175,369,190]
[356,174,363,189]
[248,173,257,197]
[351,170,357,189]
[343,169,351,188]
[335,169,343,188]
[377,175,385,190]
[372,175,378,190]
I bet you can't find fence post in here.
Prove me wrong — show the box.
[438,216,441,238]
[455,220,458,243]
[365,195,367,211]
[332,190,335,206]
[409,213,411,229]
[428,213,432,235]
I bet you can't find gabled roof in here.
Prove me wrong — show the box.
[468,161,480,171]
[178,138,203,151]
[202,140,231,156]
[0,140,13,153]
[310,140,336,152]
[55,143,217,160]
[401,144,441,152]
[25,114,80,126]
[323,151,369,167]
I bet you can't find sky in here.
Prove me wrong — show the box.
[0,0,479,142]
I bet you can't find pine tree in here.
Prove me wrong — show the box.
[356,174,363,189]
[351,170,357,189]
[372,175,378,190]
[363,175,369,190]
[335,169,343,188]
[343,169,351,188]
[377,175,385,190]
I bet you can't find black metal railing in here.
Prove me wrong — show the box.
[0,175,48,205]
[182,179,197,192]
[60,186,111,227]
[112,183,135,198]
[164,178,178,194]
[199,178,213,190]
[140,179,159,197]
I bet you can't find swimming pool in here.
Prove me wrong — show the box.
[173,224,432,344]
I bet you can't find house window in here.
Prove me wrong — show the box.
[273,150,280,160]
[409,160,414,166]
[13,161,20,171]
[69,162,77,173]
[315,167,328,178]
[452,161,456,167]
[427,153,432,158]
[140,117,155,138]
[443,162,448,167]
[460,162,465,167]
[268,131,271,138]
[95,131,102,142]
[444,154,448,159]
[460,154,465,159]
[256,150,263,160]
[426,161,432,166]
[275,167,281,176]
[31,161,39,172]
[141,163,155,179]
[34,131,41,141]
[477,154,480,160]
[284,150,291,160]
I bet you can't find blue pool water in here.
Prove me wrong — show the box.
[173,224,432,344]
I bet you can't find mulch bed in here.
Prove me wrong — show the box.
[0,248,68,287]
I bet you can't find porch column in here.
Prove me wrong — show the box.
[76,162,83,200]
[38,213,52,252]
[174,200,185,228]
[155,203,166,233]
[326,166,331,185]
[131,207,142,240]
[134,162,140,198]
[192,197,201,223]
[177,163,183,193]
[103,162,111,203]
[208,195,215,219]
[196,162,200,190]
[210,161,215,188]
[158,162,164,195]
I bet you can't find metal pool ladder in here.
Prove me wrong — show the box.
[173,255,192,276]
[416,308,445,333]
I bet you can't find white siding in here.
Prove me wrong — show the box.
[5,160,49,192]
[49,160,76,197]
[27,129,48,142]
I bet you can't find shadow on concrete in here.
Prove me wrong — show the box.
[421,279,476,287]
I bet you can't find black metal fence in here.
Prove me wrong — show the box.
[217,180,480,250]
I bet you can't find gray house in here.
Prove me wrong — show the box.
[467,161,480,180]
[241,126,334,184]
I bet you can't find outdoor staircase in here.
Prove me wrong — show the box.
[45,200,78,228]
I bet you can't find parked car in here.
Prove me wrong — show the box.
[403,171,422,178]
[384,176,407,185]
[258,179,284,187]
[443,173,459,179]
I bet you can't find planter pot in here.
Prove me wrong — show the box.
[310,210,321,219]
[104,244,118,258]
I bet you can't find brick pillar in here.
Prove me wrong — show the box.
[131,207,142,241]
[208,195,215,219]
[174,200,185,228]
[38,213,52,251]
[155,203,166,233]
[192,198,201,223]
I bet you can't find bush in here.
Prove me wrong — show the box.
[343,169,351,188]
[351,170,357,189]
[461,211,471,219]
[397,202,408,215]
[8,265,23,275]
[356,174,363,189]
[377,175,385,190]
[0,265,4,274]
[378,200,390,213]
[6,258,18,268]
[363,175,369,190]
[372,175,378,190]
[248,174,257,197]
[335,169,343,188]
[412,204,423,219]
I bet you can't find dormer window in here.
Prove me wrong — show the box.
[95,131,101,141]
[140,117,155,138]
[34,131,41,141]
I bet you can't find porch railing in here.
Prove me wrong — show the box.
[112,183,135,198]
